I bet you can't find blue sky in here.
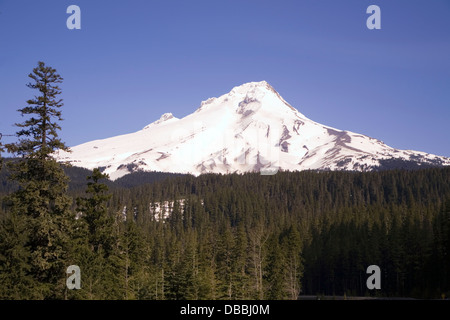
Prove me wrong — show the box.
[0,0,449,157]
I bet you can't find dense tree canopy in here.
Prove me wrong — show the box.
[1,162,450,299]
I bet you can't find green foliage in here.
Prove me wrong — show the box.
[76,168,114,254]
[6,61,68,158]
[0,61,74,299]
[0,212,37,299]
[113,171,190,188]
[72,168,120,299]
[107,168,449,299]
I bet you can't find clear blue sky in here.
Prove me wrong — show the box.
[1,0,449,157]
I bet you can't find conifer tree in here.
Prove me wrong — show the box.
[76,168,114,254]
[216,222,235,299]
[0,212,37,299]
[124,220,150,299]
[2,61,74,299]
[264,234,285,299]
[283,226,303,299]
[178,231,200,299]
[232,223,250,299]
[75,168,120,299]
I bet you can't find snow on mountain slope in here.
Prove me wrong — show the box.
[55,81,450,180]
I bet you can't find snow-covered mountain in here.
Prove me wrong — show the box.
[55,81,450,180]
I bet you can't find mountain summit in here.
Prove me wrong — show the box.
[143,112,178,130]
[56,81,450,180]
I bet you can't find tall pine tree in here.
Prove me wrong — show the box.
[1,61,74,299]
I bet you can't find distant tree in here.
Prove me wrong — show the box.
[248,222,269,299]
[215,222,235,299]
[283,226,304,300]
[121,220,149,299]
[264,233,285,299]
[231,223,250,299]
[1,61,74,299]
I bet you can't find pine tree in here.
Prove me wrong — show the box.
[215,222,235,299]
[264,233,285,299]
[283,226,303,299]
[178,231,200,299]
[196,225,218,299]
[75,168,120,299]
[248,222,268,299]
[76,168,114,254]
[231,223,250,299]
[113,219,148,299]
[2,61,74,299]
[0,212,37,299]
[125,221,152,299]
[6,61,68,158]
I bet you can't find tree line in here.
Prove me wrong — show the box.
[0,62,449,299]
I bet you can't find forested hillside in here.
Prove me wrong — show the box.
[108,168,450,299]
[2,166,449,299]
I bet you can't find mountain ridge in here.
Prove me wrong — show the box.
[55,81,450,180]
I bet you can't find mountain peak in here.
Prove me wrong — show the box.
[159,112,174,121]
[231,81,300,114]
[58,82,450,180]
[196,81,272,113]
[195,80,300,117]
[238,80,270,88]
[229,80,273,95]
[143,112,177,130]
